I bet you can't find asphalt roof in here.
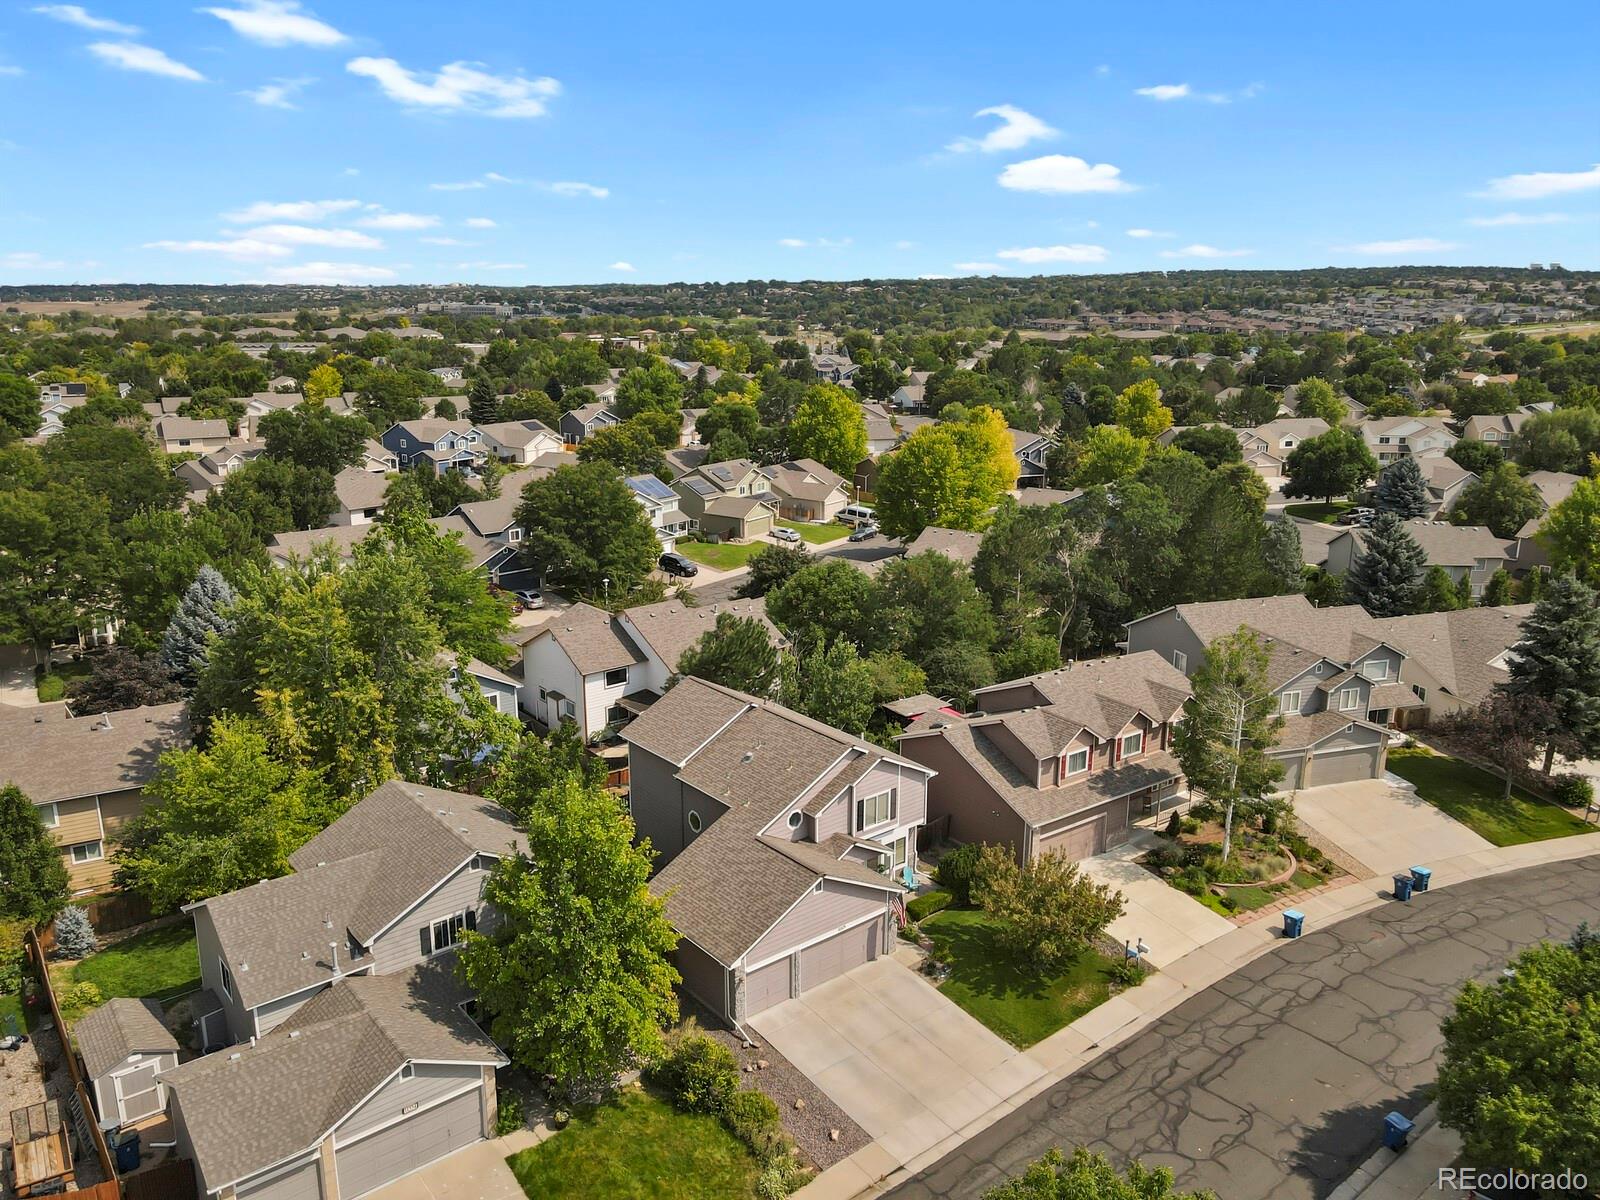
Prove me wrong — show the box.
[2,702,189,804]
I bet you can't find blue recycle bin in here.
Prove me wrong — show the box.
[1410,866,1432,893]
[1383,1111,1414,1150]
[112,1130,141,1172]
[1282,909,1305,938]
[1393,874,1414,901]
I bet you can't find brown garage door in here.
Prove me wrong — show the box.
[744,957,791,1016]
[1307,746,1381,786]
[799,918,878,992]
[1036,815,1104,862]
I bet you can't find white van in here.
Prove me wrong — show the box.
[840,503,876,528]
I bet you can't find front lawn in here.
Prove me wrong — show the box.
[777,520,846,545]
[1386,747,1594,847]
[1282,501,1353,523]
[50,923,200,1026]
[35,658,92,703]
[675,540,765,571]
[920,908,1119,1048]
[506,1088,758,1200]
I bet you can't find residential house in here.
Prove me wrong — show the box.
[475,420,564,465]
[672,458,779,542]
[1525,470,1581,513]
[1455,371,1519,388]
[558,403,620,444]
[1287,517,1345,570]
[1459,412,1531,446]
[1366,605,1534,724]
[1413,458,1478,517]
[266,516,505,579]
[379,420,484,475]
[812,353,857,385]
[1325,519,1519,597]
[897,653,1190,863]
[518,598,779,737]
[391,325,445,340]
[140,395,187,421]
[36,381,88,436]
[428,366,465,386]
[153,416,232,454]
[889,371,932,412]
[174,441,267,504]
[1126,596,1422,775]
[902,526,983,566]
[1237,418,1331,488]
[625,678,930,1020]
[1,701,190,892]
[860,405,899,457]
[1017,486,1084,508]
[626,474,694,551]
[361,438,398,473]
[1362,415,1457,464]
[761,458,849,522]
[444,653,521,717]
[1010,428,1053,489]
[328,466,388,526]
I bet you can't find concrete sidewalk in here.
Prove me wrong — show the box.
[795,827,1600,1200]
[1077,830,1235,967]
[1329,1105,1468,1200]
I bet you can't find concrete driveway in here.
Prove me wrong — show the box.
[1291,775,1492,877]
[363,1137,529,1200]
[1077,831,1235,967]
[749,957,1045,1162]
[0,644,39,707]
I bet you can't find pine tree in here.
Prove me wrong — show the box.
[52,906,98,958]
[1418,565,1461,612]
[160,566,237,685]
[468,377,501,426]
[674,614,780,697]
[0,785,70,926]
[1373,457,1432,519]
[1262,520,1305,593]
[1506,573,1600,773]
[1522,568,1547,604]
[1481,569,1515,607]
[1346,512,1427,617]
[1454,572,1472,609]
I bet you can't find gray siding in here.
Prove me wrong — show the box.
[335,1062,482,1143]
[193,908,251,1045]
[746,880,888,968]
[367,861,489,976]
[628,744,692,868]
[1356,647,1405,684]
[674,938,730,1018]
[254,982,330,1037]
[898,735,1028,856]
[1125,609,1207,676]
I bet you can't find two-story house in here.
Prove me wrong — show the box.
[1009,428,1053,489]
[671,458,779,541]
[1362,415,1457,464]
[1367,605,1533,725]
[475,419,564,465]
[1325,519,1520,598]
[153,416,233,455]
[36,381,88,436]
[557,403,620,444]
[760,458,849,522]
[626,474,694,551]
[327,466,389,526]
[174,441,267,504]
[888,371,932,412]
[1458,412,1532,446]
[2,701,190,893]
[896,653,1190,864]
[1412,458,1478,518]
[1236,418,1331,488]
[812,353,858,385]
[624,677,931,1021]
[379,420,484,475]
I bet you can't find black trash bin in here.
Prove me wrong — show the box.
[1392,874,1414,901]
[113,1130,141,1172]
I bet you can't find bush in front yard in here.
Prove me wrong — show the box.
[724,1089,783,1160]
[645,1032,740,1115]
[1550,774,1594,809]
[494,1092,524,1136]
[906,890,952,922]
[935,843,982,904]
[755,1157,810,1200]
[971,845,1125,973]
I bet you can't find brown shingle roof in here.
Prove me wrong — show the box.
[1,702,189,804]
[620,598,779,675]
[1369,605,1533,706]
[903,526,983,565]
[526,602,646,675]
[75,998,177,1080]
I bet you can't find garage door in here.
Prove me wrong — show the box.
[743,957,791,1016]
[1308,747,1380,787]
[799,918,877,992]
[237,1157,321,1200]
[1036,816,1104,862]
[335,1088,482,1199]
[1277,756,1304,790]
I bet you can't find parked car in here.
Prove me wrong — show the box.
[659,551,700,578]
[840,503,876,527]
[512,589,544,610]
[847,523,879,543]
[771,526,802,543]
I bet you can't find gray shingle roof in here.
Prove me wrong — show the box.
[1369,605,1534,706]
[1339,519,1514,569]
[527,602,647,675]
[332,466,388,512]
[903,527,983,565]
[75,998,178,1080]
[1,702,189,804]
[761,459,846,502]
[1273,712,1390,752]
[1153,595,1387,664]
[621,598,778,676]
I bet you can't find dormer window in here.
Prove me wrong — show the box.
[1363,659,1389,681]
[1120,730,1144,758]
[1061,748,1089,777]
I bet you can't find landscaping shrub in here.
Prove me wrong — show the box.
[906,890,952,922]
[63,980,102,1010]
[1146,841,1186,871]
[52,907,98,959]
[1164,810,1181,837]
[724,1089,784,1160]
[755,1156,809,1199]
[1180,816,1201,835]
[934,843,982,905]
[1550,774,1594,809]
[971,844,1125,972]
[1171,866,1209,896]
[1109,956,1148,988]
[898,920,921,942]
[1217,892,1238,912]
[645,1032,739,1115]
[494,1092,524,1137]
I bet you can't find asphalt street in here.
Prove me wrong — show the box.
[885,856,1600,1200]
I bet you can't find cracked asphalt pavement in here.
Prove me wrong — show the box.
[886,856,1600,1200]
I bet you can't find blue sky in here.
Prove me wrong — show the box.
[2,0,1598,285]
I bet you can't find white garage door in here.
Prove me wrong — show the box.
[237,1157,321,1200]
[1308,747,1380,787]
[1036,816,1104,862]
[744,957,791,1016]
[799,918,877,992]
[335,1088,482,1199]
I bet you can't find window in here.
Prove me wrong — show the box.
[399,438,408,448]
[427,909,476,955]
[1363,659,1389,680]
[1120,730,1144,758]
[1062,748,1089,776]
[70,841,103,864]
[40,802,58,828]
[537,686,547,702]
[604,667,628,688]
[1412,685,1428,702]
[893,836,908,868]
[1279,691,1302,713]
[687,810,703,833]
[560,699,576,720]
[1338,687,1361,711]
[218,958,233,1000]
[1171,650,1187,672]
[787,811,802,830]
[508,529,521,543]
[855,789,897,830]
[606,704,630,726]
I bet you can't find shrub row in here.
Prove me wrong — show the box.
[906,890,952,922]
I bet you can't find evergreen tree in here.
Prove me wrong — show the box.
[1373,457,1431,519]
[161,566,237,685]
[0,785,70,925]
[1346,512,1427,617]
[1262,520,1306,593]
[1418,565,1461,612]
[1522,567,1547,604]
[1481,569,1515,607]
[674,613,780,696]
[468,377,501,426]
[1454,572,1472,609]
[51,906,98,958]
[1506,573,1600,773]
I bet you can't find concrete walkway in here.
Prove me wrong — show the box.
[794,825,1600,1200]
[1329,1105,1468,1200]
[1291,775,1493,877]
[0,644,39,707]
[1076,830,1234,967]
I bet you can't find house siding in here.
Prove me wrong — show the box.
[980,723,1046,788]
[520,633,588,733]
[896,736,1029,858]
[193,907,252,1045]
[628,744,693,869]
[366,861,489,976]
[253,983,329,1037]
[1124,609,1208,676]
[1031,794,1132,860]
[334,1063,482,1143]
[673,939,729,1016]
[746,880,889,968]
[812,795,848,842]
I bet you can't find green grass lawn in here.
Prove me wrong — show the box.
[921,908,1119,1048]
[777,520,847,545]
[506,1089,758,1200]
[35,658,92,703]
[1282,501,1353,523]
[50,923,200,1026]
[675,540,765,570]
[1387,747,1595,847]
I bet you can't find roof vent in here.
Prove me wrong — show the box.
[300,950,309,960]
[229,1052,242,1062]
[288,1030,301,1039]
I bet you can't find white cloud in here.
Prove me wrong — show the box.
[429,180,487,191]
[953,262,1002,272]
[0,66,23,77]
[246,223,383,249]
[484,172,520,184]
[201,0,344,47]
[918,274,953,280]
[260,261,397,284]
[1094,64,1111,77]
[1160,243,1253,259]
[346,57,560,119]
[946,104,1057,154]
[1478,164,1600,201]
[996,243,1109,264]
[1465,212,1572,227]
[1335,237,1460,255]
[87,41,204,81]
[778,238,809,248]
[1126,228,1173,238]
[894,240,917,250]
[222,198,360,223]
[420,236,469,246]
[997,154,1134,194]
[546,181,608,198]
[463,217,496,229]
[241,76,311,108]
[2,251,68,270]
[1135,81,1258,104]
[32,5,138,33]
[1135,83,1190,101]
[356,211,439,230]
[342,166,359,176]
[609,261,635,272]
[145,237,292,260]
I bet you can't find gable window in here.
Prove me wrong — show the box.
[398,1064,415,1082]
[1171,650,1187,672]
[70,840,103,864]
[1120,730,1145,759]
[1279,691,1302,713]
[856,788,897,830]
[1412,684,1428,702]
[425,908,477,956]
[1338,687,1361,711]
[1363,659,1389,680]
[1061,748,1089,777]
[604,667,629,688]
[217,957,233,1000]
[787,810,803,830]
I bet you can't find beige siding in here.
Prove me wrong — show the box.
[746,880,888,968]
[335,1063,482,1143]
[812,795,848,841]
[1032,794,1133,860]
[366,861,489,976]
[1051,730,1096,786]
[981,723,1045,787]
[99,790,146,838]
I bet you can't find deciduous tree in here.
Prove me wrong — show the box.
[0,785,70,925]
[1450,463,1543,539]
[787,384,868,477]
[1537,475,1600,588]
[984,1148,1218,1200]
[67,647,184,714]
[1283,427,1378,506]
[515,462,660,599]
[970,844,1125,972]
